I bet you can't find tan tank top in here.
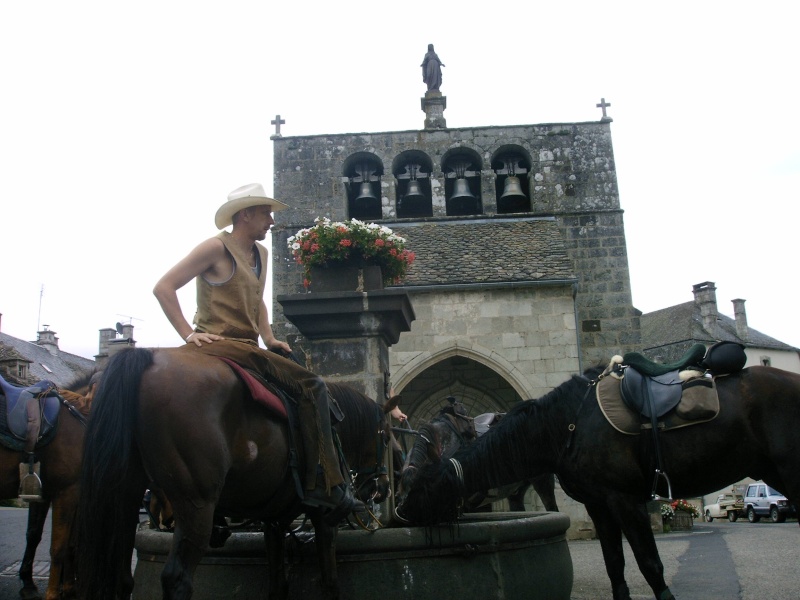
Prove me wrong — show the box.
[193,231,268,343]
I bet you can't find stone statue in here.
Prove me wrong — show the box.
[421,44,445,92]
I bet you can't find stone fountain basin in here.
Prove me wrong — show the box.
[134,511,573,599]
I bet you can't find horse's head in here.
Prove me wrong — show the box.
[394,406,477,510]
[344,392,404,505]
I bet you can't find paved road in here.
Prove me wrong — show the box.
[1,507,798,599]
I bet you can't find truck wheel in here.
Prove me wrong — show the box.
[727,511,738,522]
[747,507,760,523]
[705,510,713,522]
[770,506,786,523]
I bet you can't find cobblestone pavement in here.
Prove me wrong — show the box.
[569,519,800,599]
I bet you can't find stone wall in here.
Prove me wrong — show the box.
[390,285,579,401]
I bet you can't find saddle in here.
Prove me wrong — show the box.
[473,412,502,437]
[0,373,61,451]
[217,357,287,419]
[595,342,745,501]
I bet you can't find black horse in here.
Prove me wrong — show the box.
[397,365,800,600]
[394,398,558,515]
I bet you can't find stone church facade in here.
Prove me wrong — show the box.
[271,118,639,410]
[269,103,640,529]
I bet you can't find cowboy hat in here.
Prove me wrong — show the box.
[214,183,289,229]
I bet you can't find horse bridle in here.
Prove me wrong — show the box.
[349,402,389,499]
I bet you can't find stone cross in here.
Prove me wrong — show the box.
[595,98,612,122]
[270,115,285,139]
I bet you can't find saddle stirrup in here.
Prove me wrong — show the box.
[651,469,673,503]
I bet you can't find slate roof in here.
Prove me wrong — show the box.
[390,218,575,287]
[641,301,798,352]
[0,332,95,387]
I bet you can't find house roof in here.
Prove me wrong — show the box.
[641,301,798,352]
[391,218,576,287]
[0,332,96,387]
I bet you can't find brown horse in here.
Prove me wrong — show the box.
[1,371,95,600]
[75,346,393,599]
[397,365,800,600]
[394,398,558,516]
[143,382,402,534]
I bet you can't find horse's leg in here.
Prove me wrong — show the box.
[19,499,49,600]
[266,522,288,600]
[48,488,81,600]
[309,513,339,600]
[506,483,527,511]
[161,503,215,600]
[615,501,674,600]
[584,502,632,600]
[531,473,560,512]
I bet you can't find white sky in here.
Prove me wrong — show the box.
[1,1,799,360]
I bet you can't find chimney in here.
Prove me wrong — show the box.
[96,327,116,364]
[36,325,60,355]
[732,298,748,341]
[122,323,135,341]
[692,281,718,334]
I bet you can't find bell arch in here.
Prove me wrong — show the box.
[342,152,384,221]
[392,150,433,218]
[441,147,483,216]
[491,144,532,214]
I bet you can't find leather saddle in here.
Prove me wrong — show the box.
[0,373,61,447]
[618,343,707,419]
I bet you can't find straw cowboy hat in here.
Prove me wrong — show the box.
[214,183,289,229]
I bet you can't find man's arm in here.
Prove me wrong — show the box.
[153,237,227,345]
[257,300,291,353]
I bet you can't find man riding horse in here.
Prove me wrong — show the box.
[153,183,363,524]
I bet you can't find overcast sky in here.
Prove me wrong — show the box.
[2,1,798,360]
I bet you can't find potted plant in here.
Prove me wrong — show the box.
[660,503,674,533]
[288,217,416,291]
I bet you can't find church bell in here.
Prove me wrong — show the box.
[500,175,526,200]
[355,181,377,202]
[451,178,476,200]
[403,179,425,201]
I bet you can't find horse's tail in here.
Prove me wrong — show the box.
[76,347,154,599]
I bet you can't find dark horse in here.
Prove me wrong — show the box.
[1,371,95,600]
[395,399,558,515]
[334,385,401,507]
[75,346,389,599]
[397,365,800,600]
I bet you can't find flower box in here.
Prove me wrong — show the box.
[288,218,415,289]
[671,512,693,531]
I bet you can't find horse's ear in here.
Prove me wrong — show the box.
[384,395,402,414]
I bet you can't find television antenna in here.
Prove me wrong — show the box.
[115,314,144,336]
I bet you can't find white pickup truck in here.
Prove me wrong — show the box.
[703,493,744,522]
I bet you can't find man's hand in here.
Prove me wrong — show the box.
[267,339,292,354]
[186,332,224,346]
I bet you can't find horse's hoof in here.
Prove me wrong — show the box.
[18,584,42,600]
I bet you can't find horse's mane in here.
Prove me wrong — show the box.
[400,367,605,525]
[327,382,382,457]
[61,369,101,414]
[451,367,604,489]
